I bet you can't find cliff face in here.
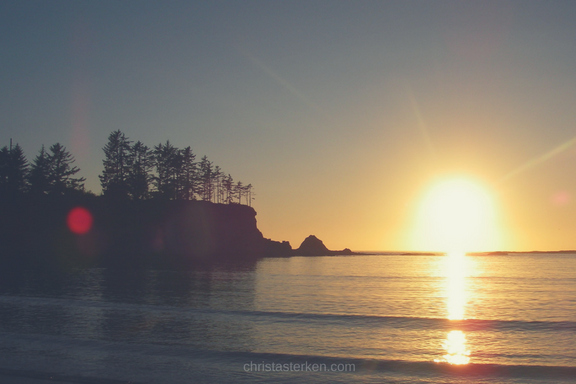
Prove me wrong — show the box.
[0,196,354,270]
[0,196,285,269]
[96,199,283,268]
[153,200,265,261]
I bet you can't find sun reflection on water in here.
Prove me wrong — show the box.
[437,330,470,365]
[435,251,471,365]
[446,251,468,321]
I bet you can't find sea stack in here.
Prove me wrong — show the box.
[294,235,331,256]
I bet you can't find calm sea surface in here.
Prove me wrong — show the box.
[0,254,575,383]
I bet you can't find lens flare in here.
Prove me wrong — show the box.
[67,207,93,235]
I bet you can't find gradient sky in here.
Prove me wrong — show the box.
[2,0,576,251]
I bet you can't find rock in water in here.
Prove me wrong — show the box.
[295,235,332,256]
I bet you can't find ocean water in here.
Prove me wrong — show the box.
[0,254,575,383]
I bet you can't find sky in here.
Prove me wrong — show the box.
[2,0,576,252]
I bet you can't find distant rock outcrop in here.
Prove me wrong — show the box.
[294,235,330,256]
[293,235,356,256]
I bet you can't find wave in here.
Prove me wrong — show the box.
[1,294,575,333]
[1,332,575,382]
[0,367,131,384]
[243,311,576,332]
[231,351,576,379]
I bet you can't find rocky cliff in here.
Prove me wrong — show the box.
[0,196,291,269]
[0,196,355,270]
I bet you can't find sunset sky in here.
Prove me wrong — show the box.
[2,1,576,252]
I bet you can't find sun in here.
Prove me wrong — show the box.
[410,177,501,252]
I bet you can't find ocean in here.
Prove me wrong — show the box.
[0,253,575,383]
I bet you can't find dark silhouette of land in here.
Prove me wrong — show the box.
[0,134,358,270]
[0,194,358,269]
[291,235,356,256]
[0,194,297,270]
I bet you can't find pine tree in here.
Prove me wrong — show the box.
[0,142,29,196]
[100,130,132,198]
[28,145,52,195]
[212,165,222,203]
[128,141,153,200]
[178,146,197,200]
[153,140,180,199]
[222,174,234,204]
[234,181,244,204]
[198,155,214,201]
[47,143,85,195]
[245,183,254,206]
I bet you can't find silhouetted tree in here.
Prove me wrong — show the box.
[153,140,181,199]
[244,183,254,206]
[96,130,254,205]
[213,165,223,203]
[222,174,234,204]
[100,130,132,198]
[0,142,28,196]
[198,155,216,201]
[28,145,51,195]
[178,146,197,200]
[207,165,221,203]
[46,143,85,195]
[215,170,223,203]
[128,141,153,200]
[234,181,244,204]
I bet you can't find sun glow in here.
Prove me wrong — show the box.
[409,178,489,365]
[411,177,501,252]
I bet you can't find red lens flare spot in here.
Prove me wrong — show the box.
[67,207,93,235]
[551,191,571,206]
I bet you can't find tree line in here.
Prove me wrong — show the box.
[0,140,85,197]
[99,130,253,204]
[0,131,254,205]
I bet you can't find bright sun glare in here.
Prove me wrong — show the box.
[412,178,501,252]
